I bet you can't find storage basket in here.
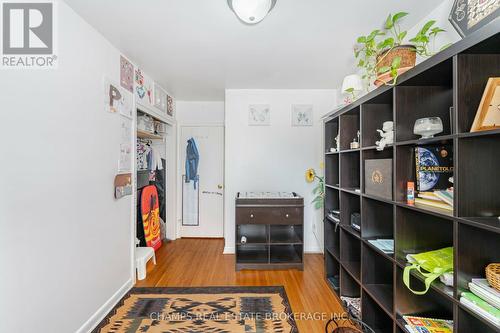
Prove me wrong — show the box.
[486,263,500,291]
[154,121,167,135]
[137,114,154,133]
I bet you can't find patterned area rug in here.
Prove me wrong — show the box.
[93,286,298,333]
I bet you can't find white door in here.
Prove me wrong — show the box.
[180,126,224,238]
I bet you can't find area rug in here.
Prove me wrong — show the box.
[93,286,298,333]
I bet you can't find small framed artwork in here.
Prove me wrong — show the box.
[134,68,154,108]
[120,55,134,93]
[449,0,500,37]
[248,104,271,126]
[154,83,168,114]
[471,77,500,132]
[167,95,174,117]
[104,77,133,118]
[292,104,313,126]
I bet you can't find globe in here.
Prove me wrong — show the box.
[418,148,440,191]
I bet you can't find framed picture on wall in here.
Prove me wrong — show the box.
[154,84,168,114]
[167,95,175,117]
[134,68,155,108]
[291,104,313,126]
[120,56,134,93]
[449,0,500,37]
[248,104,270,126]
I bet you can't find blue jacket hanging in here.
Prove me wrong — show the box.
[185,137,200,189]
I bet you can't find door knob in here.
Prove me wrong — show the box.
[218,184,223,189]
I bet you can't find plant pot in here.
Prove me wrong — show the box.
[375,45,416,86]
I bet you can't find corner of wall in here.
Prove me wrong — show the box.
[76,278,133,333]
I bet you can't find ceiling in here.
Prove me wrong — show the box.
[64,0,445,100]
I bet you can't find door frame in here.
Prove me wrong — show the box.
[176,122,225,239]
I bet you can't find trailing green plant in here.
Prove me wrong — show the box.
[354,29,384,82]
[354,12,448,87]
[377,56,402,86]
[410,20,451,57]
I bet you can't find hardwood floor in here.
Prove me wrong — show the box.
[136,238,344,332]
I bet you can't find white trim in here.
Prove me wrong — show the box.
[177,122,225,127]
[76,278,133,333]
[305,249,323,254]
[305,244,322,254]
[223,246,235,254]
[137,101,176,126]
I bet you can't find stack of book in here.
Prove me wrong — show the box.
[460,278,500,328]
[402,315,453,333]
[415,189,453,212]
[367,239,394,254]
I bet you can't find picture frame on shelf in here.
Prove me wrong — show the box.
[470,77,500,132]
[449,0,500,37]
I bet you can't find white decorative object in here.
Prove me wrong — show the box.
[330,135,340,152]
[249,104,271,126]
[414,117,443,139]
[376,121,394,151]
[291,104,313,126]
[227,0,277,24]
[341,74,363,101]
[135,247,156,280]
[350,130,360,149]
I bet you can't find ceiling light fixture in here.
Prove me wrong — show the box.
[227,0,277,25]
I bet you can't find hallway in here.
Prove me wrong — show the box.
[136,238,344,332]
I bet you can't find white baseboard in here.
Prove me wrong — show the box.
[305,245,323,254]
[76,278,133,333]
[223,246,235,254]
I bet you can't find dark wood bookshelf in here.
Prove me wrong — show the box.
[323,21,500,333]
[235,193,304,270]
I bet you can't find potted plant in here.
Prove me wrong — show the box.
[354,12,449,87]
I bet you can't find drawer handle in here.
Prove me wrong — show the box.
[250,214,254,218]
[285,214,289,218]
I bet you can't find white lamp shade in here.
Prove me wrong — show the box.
[230,0,274,24]
[341,74,363,94]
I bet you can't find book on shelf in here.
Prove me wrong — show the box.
[367,239,394,254]
[433,189,453,206]
[415,198,453,211]
[469,278,500,309]
[402,315,453,333]
[415,145,454,192]
[460,292,500,327]
[417,191,443,202]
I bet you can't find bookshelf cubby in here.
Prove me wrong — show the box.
[340,151,361,190]
[323,24,499,332]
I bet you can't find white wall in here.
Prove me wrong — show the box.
[0,2,157,332]
[224,89,337,253]
[176,101,225,125]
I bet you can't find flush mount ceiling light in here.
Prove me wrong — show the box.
[227,0,277,25]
